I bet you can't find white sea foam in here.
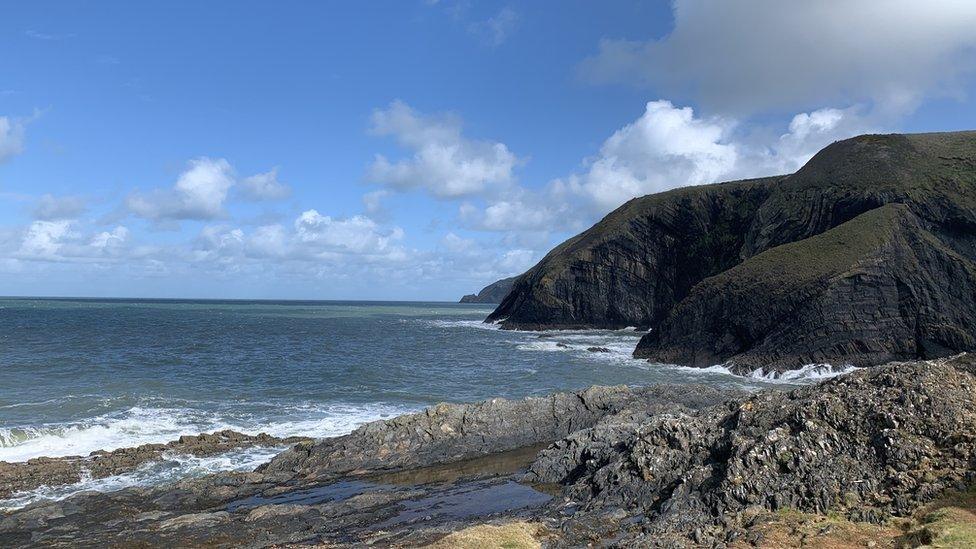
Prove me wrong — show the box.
[418,319,502,330]
[747,363,859,381]
[0,446,284,510]
[0,402,416,463]
[643,361,858,384]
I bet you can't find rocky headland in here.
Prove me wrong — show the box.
[4,355,976,547]
[459,276,517,304]
[488,131,976,375]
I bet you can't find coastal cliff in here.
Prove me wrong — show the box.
[459,276,517,303]
[490,131,976,373]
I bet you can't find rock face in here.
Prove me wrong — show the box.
[489,131,976,372]
[527,354,976,547]
[636,204,976,374]
[459,276,517,303]
[487,177,775,330]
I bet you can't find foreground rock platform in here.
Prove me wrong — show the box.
[0,384,736,547]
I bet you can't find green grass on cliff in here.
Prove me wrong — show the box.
[697,203,912,295]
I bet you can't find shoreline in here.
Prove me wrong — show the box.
[2,357,975,546]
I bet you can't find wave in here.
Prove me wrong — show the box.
[644,361,858,383]
[0,445,283,511]
[746,363,859,381]
[0,402,415,463]
[416,319,502,330]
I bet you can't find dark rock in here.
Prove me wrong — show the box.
[260,384,738,481]
[526,354,976,546]
[486,177,775,330]
[635,204,976,374]
[459,276,518,304]
[586,347,611,353]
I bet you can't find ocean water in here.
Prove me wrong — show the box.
[0,298,850,508]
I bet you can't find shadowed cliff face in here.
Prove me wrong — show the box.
[486,178,777,329]
[490,131,976,372]
[635,204,976,374]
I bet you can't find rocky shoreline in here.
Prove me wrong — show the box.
[0,431,309,501]
[3,355,976,547]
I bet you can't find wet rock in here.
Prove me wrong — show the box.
[0,384,740,548]
[0,430,309,499]
[586,347,611,353]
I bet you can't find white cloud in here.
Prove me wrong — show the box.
[552,100,737,212]
[366,100,520,199]
[459,100,880,230]
[0,116,27,163]
[18,220,75,259]
[238,167,291,200]
[295,210,404,256]
[127,158,287,222]
[579,0,976,115]
[32,194,87,220]
[127,157,235,221]
[90,226,129,250]
[14,220,131,262]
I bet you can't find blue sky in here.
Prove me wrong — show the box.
[2,1,975,300]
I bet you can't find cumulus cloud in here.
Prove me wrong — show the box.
[459,100,880,230]
[32,194,87,220]
[193,211,407,265]
[0,116,28,163]
[579,0,976,115]
[295,210,404,256]
[366,100,520,199]
[14,220,129,262]
[237,167,291,200]
[551,100,737,212]
[127,157,235,221]
[127,158,287,222]
[18,220,75,259]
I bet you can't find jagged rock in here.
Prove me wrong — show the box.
[526,354,976,547]
[459,276,518,304]
[260,384,737,481]
[489,131,976,372]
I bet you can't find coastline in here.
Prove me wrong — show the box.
[3,355,976,547]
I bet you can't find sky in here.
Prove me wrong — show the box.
[1,1,976,300]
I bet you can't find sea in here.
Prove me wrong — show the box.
[0,297,852,509]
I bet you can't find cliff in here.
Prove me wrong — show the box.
[489,131,976,372]
[458,276,516,303]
